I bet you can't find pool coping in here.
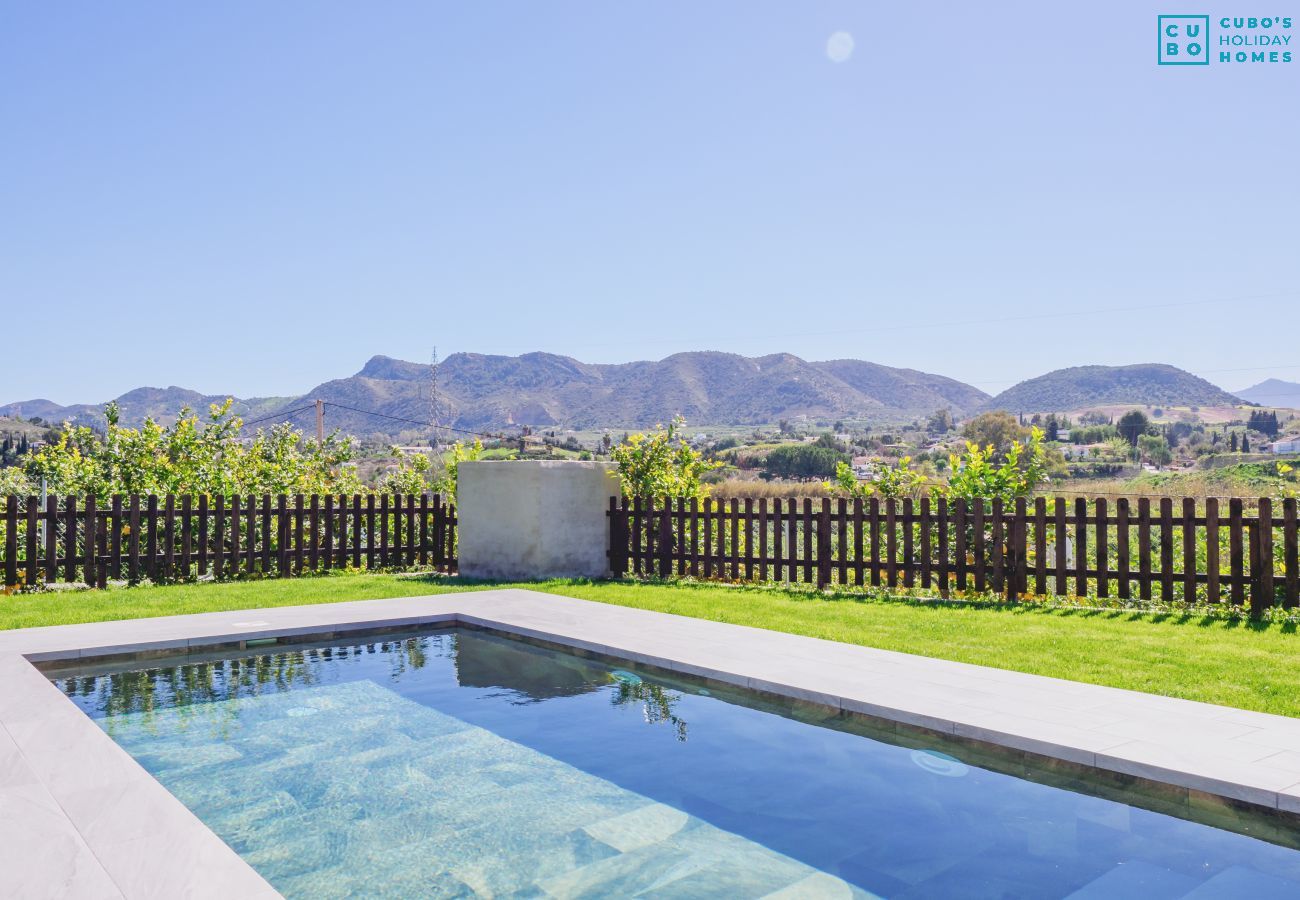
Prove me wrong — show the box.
[4,587,1300,897]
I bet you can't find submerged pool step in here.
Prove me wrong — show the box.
[99,677,869,898]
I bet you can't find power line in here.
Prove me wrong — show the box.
[241,404,317,428]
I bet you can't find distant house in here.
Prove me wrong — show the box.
[1057,429,1071,442]
[1272,437,1300,454]
[851,456,877,480]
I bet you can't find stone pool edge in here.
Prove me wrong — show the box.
[4,587,1300,898]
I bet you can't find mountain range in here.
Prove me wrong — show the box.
[1234,379,1300,410]
[1,354,1276,439]
[978,364,1244,414]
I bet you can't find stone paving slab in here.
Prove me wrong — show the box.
[3,587,1300,896]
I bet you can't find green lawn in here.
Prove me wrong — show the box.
[4,574,1299,717]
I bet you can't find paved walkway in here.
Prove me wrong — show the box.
[3,588,1300,897]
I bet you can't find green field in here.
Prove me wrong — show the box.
[5,574,1299,717]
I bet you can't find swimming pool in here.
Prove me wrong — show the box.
[50,627,1300,898]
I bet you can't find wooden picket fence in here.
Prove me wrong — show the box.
[607,496,1300,615]
[2,493,457,590]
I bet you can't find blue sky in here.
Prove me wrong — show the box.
[3,2,1297,404]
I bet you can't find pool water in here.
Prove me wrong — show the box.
[53,628,1300,898]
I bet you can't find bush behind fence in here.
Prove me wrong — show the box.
[2,493,457,590]
[608,495,1300,615]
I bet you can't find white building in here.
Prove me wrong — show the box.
[1272,437,1300,454]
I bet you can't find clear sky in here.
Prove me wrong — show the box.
[3,2,1297,404]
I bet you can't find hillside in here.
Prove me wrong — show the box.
[0,351,991,437]
[1235,379,1300,410]
[982,364,1241,414]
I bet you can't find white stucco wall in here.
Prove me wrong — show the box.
[456,460,622,580]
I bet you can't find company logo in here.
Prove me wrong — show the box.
[1158,15,1294,65]
[1159,15,1210,64]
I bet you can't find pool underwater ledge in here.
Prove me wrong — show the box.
[2,588,1300,897]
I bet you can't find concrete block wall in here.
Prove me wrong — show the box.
[456,460,622,580]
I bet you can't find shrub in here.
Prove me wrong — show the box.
[611,418,719,499]
[943,427,1048,505]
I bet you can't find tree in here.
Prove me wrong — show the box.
[1241,433,1250,453]
[926,408,954,434]
[1044,414,1060,442]
[814,432,846,452]
[1137,434,1172,468]
[611,418,720,498]
[1248,410,1281,437]
[961,411,1027,456]
[1117,410,1151,447]
[1230,431,1239,452]
[761,445,846,480]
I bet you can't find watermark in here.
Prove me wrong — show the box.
[1159,15,1210,64]
[1158,14,1293,65]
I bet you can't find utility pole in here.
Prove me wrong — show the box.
[429,347,440,452]
[315,399,324,447]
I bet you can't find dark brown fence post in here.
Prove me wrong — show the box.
[1159,498,1174,602]
[936,496,949,597]
[83,495,97,586]
[730,499,742,581]
[197,494,208,577]
[1254,497,1274,617]
[162,494,175,581]
[1095,498,1108,599]
[277,495,290,577]
[1009,498,1026,600]
[1073,498,1087,598]
[64,495,78,583]
[431,494,444,568]
[181,494,193,580]
[213,495,225,579]
[606,496,624,576]
[919,498,931,590]
[262,493,275,575]
[46,493,59,585]
[415,494,426,567]
[902,498,915,589]
[1229,498,1244,606]
[658,497,673,577]
[1115,497,1130,600]
[1182,497,1197,603]
[817,500,832,589]
[294,494,306,575]
[886,499,899,588]
[1205,497,1220,603]
[742,498,754,581]
[989,498,1003,594]
[768,498,779,582]
[1283,497,1298,609]
[26,497,40,587]
[231,494,244,577]
[955,499,969,592]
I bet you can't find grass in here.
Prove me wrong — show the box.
[4,574,1299,717]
